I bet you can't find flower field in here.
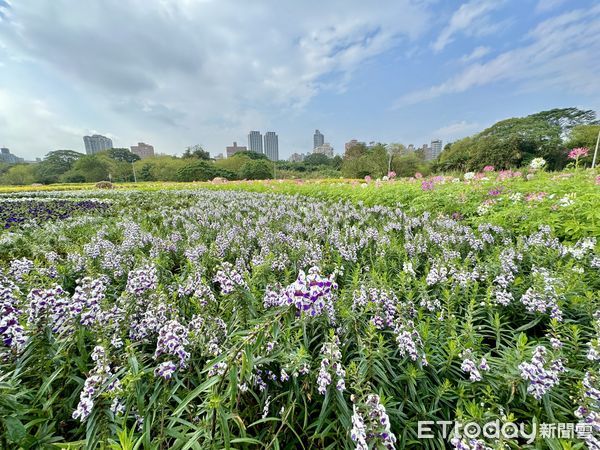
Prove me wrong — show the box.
[0,171,599,449]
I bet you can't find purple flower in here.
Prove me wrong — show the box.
[126,265,158,296]
[519,346,564,400]
[155,361,178,380]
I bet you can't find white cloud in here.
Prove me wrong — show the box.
[395,4,600,107]
[432,121,481,141]
[535,0,567,13]
[432,0,502,52]
[0,0,431,158]
[460,46,491,63]
[0,90,86,158]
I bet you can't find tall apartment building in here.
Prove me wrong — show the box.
[313,143,334,157]
[263,131,279,161]
[248,131,263,154]
[83,134,113,154]
[130,142,155,159]
[430,139,443,160]
[313,129,324,150]
[0,147,24,164]
[226,141,247,158]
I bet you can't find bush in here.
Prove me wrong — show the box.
[176,161,236,182]
[240,159,274,180]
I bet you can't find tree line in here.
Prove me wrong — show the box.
[1,107,598,185]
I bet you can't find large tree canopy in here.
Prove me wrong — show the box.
[437,107,598,171]
[35,150,85,183]
[103,148,140,163]
[182,145,211,160]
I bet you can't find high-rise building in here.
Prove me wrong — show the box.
[264,131,279,161]
[83,134,113,154]
[130,142,155,159]
[0,147,24,164]
[313,129,324,150]
[313,143,334,157]
[226,141,247,158]
[248,131,263,154]
[430,139,443,159]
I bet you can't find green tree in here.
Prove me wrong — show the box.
[240,160,273,180]
[133,156,187,181]
[35,150,84,183]
[215,154,253,174]
[0,164,36,185]
[103,148,140,163]
[437,107,598,171]
[176,161,236,182]
[391,153,430,178]
[62,155,111,182]
[139,163,156,181]
[304,153,330,166]
[566,124,600,149]
[231,151,268,160]
[182,145,211,160]
[331,155,343,170]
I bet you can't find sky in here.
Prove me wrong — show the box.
[0,0,599,160]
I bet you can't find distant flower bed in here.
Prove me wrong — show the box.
[0,198,110,229]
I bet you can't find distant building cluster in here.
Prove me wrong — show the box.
[83,134,113,155]
[311,130,334,157]
[0,147,24,164]
[226,141,247,158]
[130,142,155,159]
[225,131,279,161]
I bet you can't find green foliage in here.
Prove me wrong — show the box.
[231,151,268,160]
[391,153,430,178]
[342,143,401,178]
[0,164,36,185]
[176,160,236,181]
[102,148,140,163]
[182,145,211,160]
[304,153,330,166]
[439,108,598,172]
[566,124,600,150]
[61,155,112,183]
[35,150,85,184]
[132,156,187,182]
[240,159,274,180]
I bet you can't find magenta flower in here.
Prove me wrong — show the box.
[414,172,423,179]
[483,165,495,172]
[488,187,502,196]
[364,175,372,183]
[387,171,396,179]
[568,147,589,160]
[421,180,434,191]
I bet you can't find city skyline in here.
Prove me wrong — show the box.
[1,1,599,160]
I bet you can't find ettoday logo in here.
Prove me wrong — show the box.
[417,420,593,444]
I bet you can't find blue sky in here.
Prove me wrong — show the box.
[0,0,598,160]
